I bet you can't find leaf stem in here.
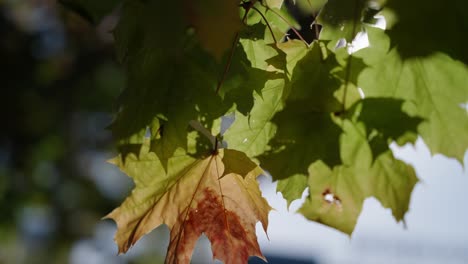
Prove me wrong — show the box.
[213,137,219,154]
[341,0,361,113]
[263,5,308,46]
[251,6,278,44]
[306,0,321,40]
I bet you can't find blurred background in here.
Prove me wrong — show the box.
[0,1,467,264]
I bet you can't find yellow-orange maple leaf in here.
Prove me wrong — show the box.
[105,141,271,264]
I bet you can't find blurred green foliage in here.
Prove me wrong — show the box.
[0,1,166,263]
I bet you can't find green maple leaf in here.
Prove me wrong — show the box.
[222,39,308,158]
[105,140,271,263]
[274,92,422,228]
[384,0,468,64]
[346,98,424,158]
[276,174,308,208]
[261,112,342,179]
[298,161,364,234]
[276,40,309,76]
[246,2,300,43]
[259,42,351,179]
[223,78,284,157]
[367,151,418,221]
[220,44,273,115]
[299,155,417,234]
[113,44,225,163]
[239,23,281,70]
[357,28,468,162]
[110,0,188,146]
[340,120,418,221]
[299,120,418,234]
[111,0,272,163]
[221,39,294,158]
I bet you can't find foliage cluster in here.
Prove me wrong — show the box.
[66,0,468,263]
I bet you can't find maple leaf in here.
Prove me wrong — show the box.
[357,28,468,163]
[111,0,272,163]
[221,41,295,158]
[220,44,274,115]
[222,40,308,158]
[239,23,281,70]
[276,174,308,208]
[384,0,468,63]
[259,43,348,179]
[223,78,284,158]
[298,120,418,234]
[299,161,364,234]
[275,101,421,232]
[105,141,271,264]
[241,2,300,44]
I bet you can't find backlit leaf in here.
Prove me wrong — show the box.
[111,0,271,163]
[299,120,418,234]
[105,141,271,263]
[259,42,347,179]
[358,29,468,162]
[299,161,364,234]
[384,0,468,63]
[276,174,308,208]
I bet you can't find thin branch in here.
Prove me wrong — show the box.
[251,5,278,44]
[215,34,240,94]
[306,0,321,40]
[263,5,309,46]
[311,12,321,40]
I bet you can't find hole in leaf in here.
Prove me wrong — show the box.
[335,38,347,50]
[324,193,335,203]
[322,188,342,208]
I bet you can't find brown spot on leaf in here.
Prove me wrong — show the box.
[168,188,259,264]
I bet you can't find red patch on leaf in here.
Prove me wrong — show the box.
[167,188,262,264]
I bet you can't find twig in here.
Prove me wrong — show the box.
[251,6,278,44]
[263,5,308,46]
